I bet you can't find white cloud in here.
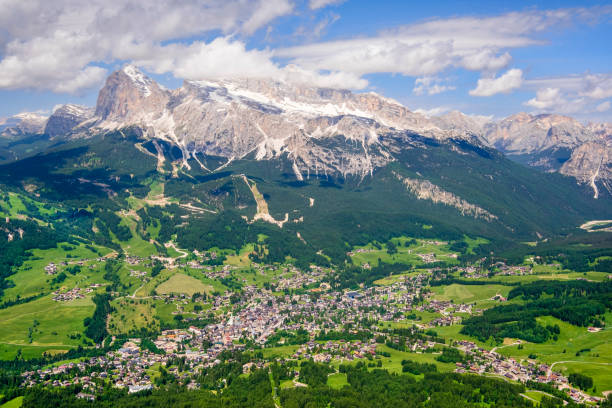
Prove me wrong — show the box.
[277,8,606,78]
[413,77,455,96]
[292,12,341,40]
[135,38,368,89]
[309,0,346,10]
[152,39,280,80]
[579,74,612,99]
[596,101,611,112]
[460,50,512,72]
[0,0,610,105]
[242,0,293,35]
[523,87,585,114]
[279,64,367,89]
[51,67,109,94]
[0,0,294,93]
[523,73,612,115]
[524,87,565,109]
[414,107,450,117]
[469,69,523,97]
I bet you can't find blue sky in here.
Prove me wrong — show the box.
[0,0,611,121]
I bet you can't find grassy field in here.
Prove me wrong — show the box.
[327,373,348,389]
[433,324,498,349]
[0,396,23,408]
[279,379,295,390]
[431,283,512,310]
[108,298,160,335]
[0,343,72,360]
[497,315,612,396]
[156,273,214,296]
[0,296,94,358]
[453,271,610,286]
[119,214,159,258]
[463,236,489,255]
[231,266,284,288]
[553,362,612,395]
[261,345,300,359]
[380,310,442,326]
[350,236,460,268]
[373,271,422,286]
[432,283,511,303]
[225,243,256,268]
[153,300,181,326]
[2,243,107,301]
[374,344,456,374]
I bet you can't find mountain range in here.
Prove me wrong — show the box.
[0,66,610,261]
[2,65,610,199]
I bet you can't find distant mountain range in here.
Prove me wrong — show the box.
[2,66,609,198]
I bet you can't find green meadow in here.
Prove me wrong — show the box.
[431,283,511,307]
[350,236,461,268]
[108,297,160,335]
[327,373,348,389]
[0,296,94,358]
[2,243,106,301]
[156,273,214,296]
[498,315,612,396]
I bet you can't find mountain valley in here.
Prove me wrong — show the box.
[0,66,610,408]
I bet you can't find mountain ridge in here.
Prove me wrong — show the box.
[1,65,610,197]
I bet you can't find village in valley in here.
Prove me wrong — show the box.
[5,234,609,406]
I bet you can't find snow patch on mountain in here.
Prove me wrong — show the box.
[123,65,153,97]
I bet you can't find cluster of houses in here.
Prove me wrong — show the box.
[52,284,105,302]
[44,262,58,275]
[21,243,606,404]
[454,340,602,404]
[417,253,437,263]
[44,254,117,277]
[293,340,378,362]
[346,247,375,257]
[20,347,160,394]
[129,269,148,278]
[154,329,192,353]
[415,299,473,327]
[126,255,145,266]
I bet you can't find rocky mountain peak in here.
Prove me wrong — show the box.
[587,122,612,140]
[95,65,169,123]
[44,104,94,137]
[4,65,608,198]
[433,111,491,136]
[484,112,595,153]
[501,112,532,124]
[0,112,47,136]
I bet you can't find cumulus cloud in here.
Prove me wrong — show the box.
[151,39,280,80]
[0,0,294,93]
[280,64,367,89]
[469,69,523,97]
[309,0,346,10]
[523,87,586,114]
[579,74,612,99]
[0,1,610,101]
[596,101,611,112]
[523,73,612,114]
[134,38,368,89]
[525,88,565,109]
[460,50,512,72]
[413,77,456,96]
